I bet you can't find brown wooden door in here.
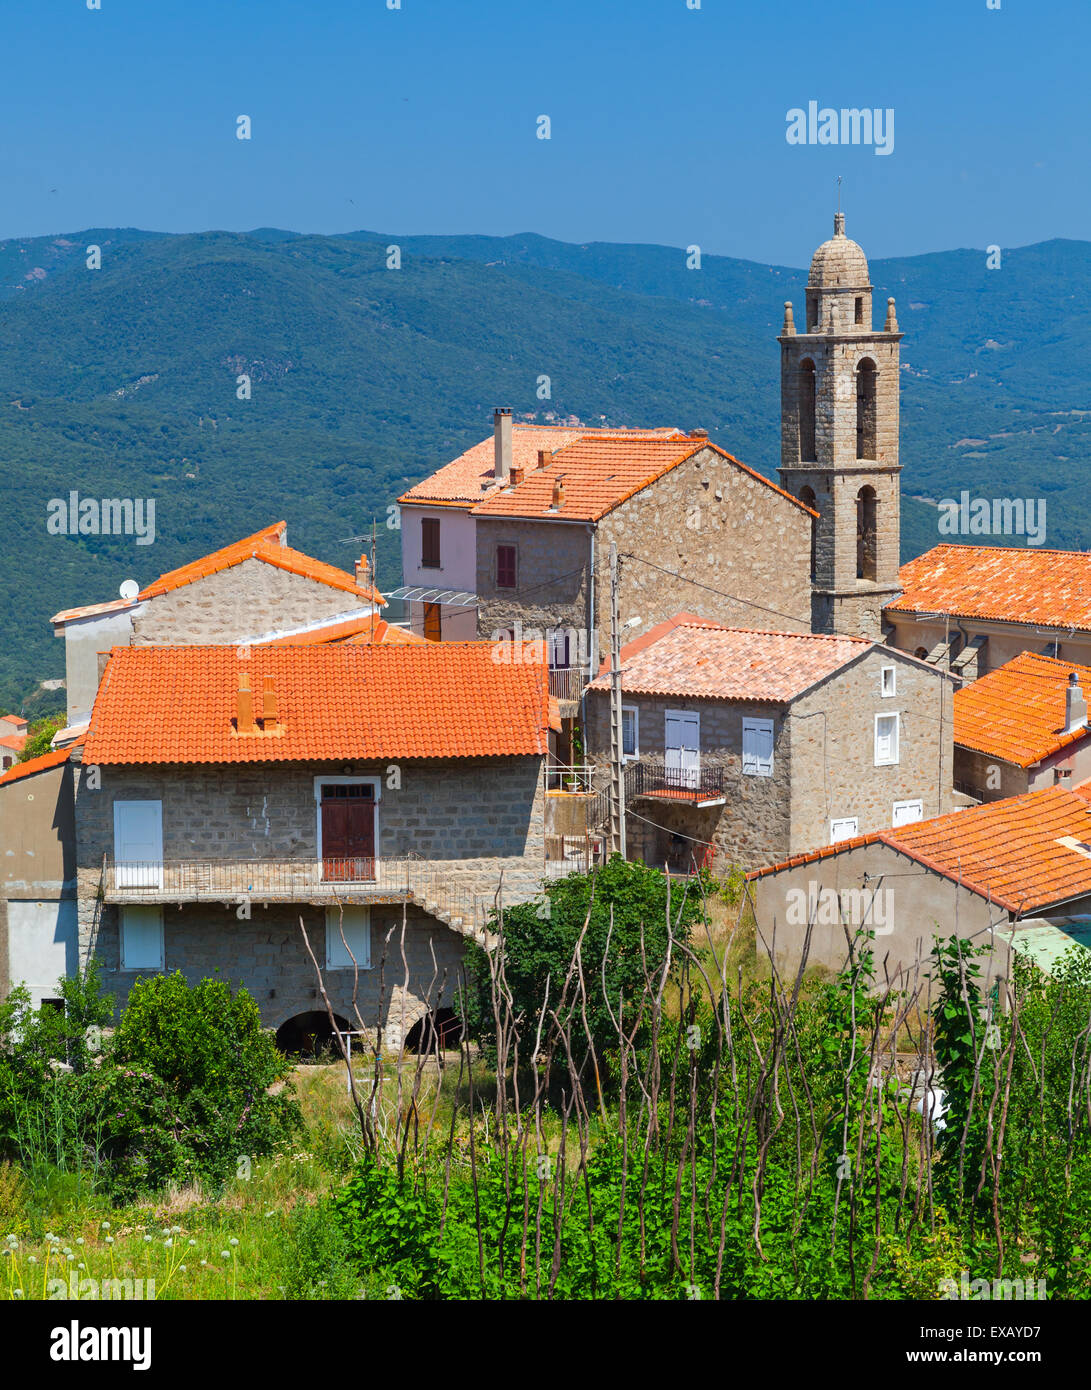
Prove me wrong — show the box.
[321,787,375,880]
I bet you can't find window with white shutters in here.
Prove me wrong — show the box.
[120,905,164,971]
[326,906,372,971]
[830,817,858,843]
[892,799,922,827]
[875,713,900,766]
[742,717,774,777]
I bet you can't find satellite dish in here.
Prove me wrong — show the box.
[119,579,139,601]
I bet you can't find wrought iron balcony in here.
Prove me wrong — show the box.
[103,857,412,905]
[625,759,727,805]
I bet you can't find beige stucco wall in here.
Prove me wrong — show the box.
[0,761,77,1003]
[749,841,1014,990]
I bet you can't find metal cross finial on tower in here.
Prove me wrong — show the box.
[837,174,842,213]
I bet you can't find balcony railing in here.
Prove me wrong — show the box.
[104,857,410,904]
[545,762,599,793]
[625,760,727,804]
[101,856,552,943]
[547,667,587,704]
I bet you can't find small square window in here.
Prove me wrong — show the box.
[496,544,517,589]
[326,906,372,971]
[881,665,896,697]
[120,905,164,972]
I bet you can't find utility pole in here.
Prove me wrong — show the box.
[608,541,626,859]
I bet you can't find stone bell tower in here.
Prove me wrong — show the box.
[777,212,902,639]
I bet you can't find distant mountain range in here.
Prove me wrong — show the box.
[1,224,1088,713]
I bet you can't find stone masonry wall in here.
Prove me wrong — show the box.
[473,447,813,669]
[74,755,546,1024]
[584,689,793,871]
[789,647,955,851]
[132,558,370,645]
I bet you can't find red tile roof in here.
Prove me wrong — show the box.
[0,744,79,788]
[0,715,28,728]
[954,652,1091,767]
[0,735,27,752]
[750,785,1091,915]
[136,523,384,605]
[587,618,868,702]
[889,544,1091,631]
[471,437,817,524]
[82,644,550,765]
[398,424,682,508]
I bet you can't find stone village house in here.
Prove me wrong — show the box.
[748,785,1091,990]
[953,652,1091,802]
[49,521,387,746]
[71,641,552,1049]
[583,615,959,875]
[886,545,1091,683]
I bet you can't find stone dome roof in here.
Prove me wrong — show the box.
[808,213,870,288]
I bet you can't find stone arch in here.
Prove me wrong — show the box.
[798,359,817,462]
[798,485,818,580]
[856,357,878,460]
[856,485,878,581]
[275,1010,352,1059]
[404,1007,463,1057]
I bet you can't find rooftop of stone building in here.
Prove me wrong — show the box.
[808,212,871,289]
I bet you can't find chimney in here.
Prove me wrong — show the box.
[237,672,256,733]
[537,449,552,471]
[550,476,566,511]
[262,676,278,730]
[689,428,708,441]
[355,553,371,589]
[493,407,513,483]
[510,465,524,486]
[1065,671,1087,733]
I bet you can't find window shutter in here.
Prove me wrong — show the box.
[326,907,372,971]
[742,718,774,777]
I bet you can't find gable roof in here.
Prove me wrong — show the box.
[954,651,1091,767]
[889,544,1091,631]
[253,613,426,648]
[471,436,817,524]
[0,714,27,728]
[0,744,79,788]
[398,424,682,508]
[586,617,868,702]
[0,735,27,752]
[136,523,384,605]
[750,785,1091,916]
[82,643,549,765]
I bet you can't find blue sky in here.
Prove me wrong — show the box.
[3,0,1085,264]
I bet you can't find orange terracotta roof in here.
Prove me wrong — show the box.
[954,652,1091,767]
[750,785,1091,915]
[0,735,27,751]
[587,619,868,702]
[343,619,428,646]
[399,424,681,508]
[136,523,384,605]
[82,644,549,765]
[0,744,80,788]
[0,715,28,728]
[472,436,818,523]
[889,544,1091,630]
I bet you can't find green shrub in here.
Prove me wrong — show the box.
[280,1200,360,1300]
